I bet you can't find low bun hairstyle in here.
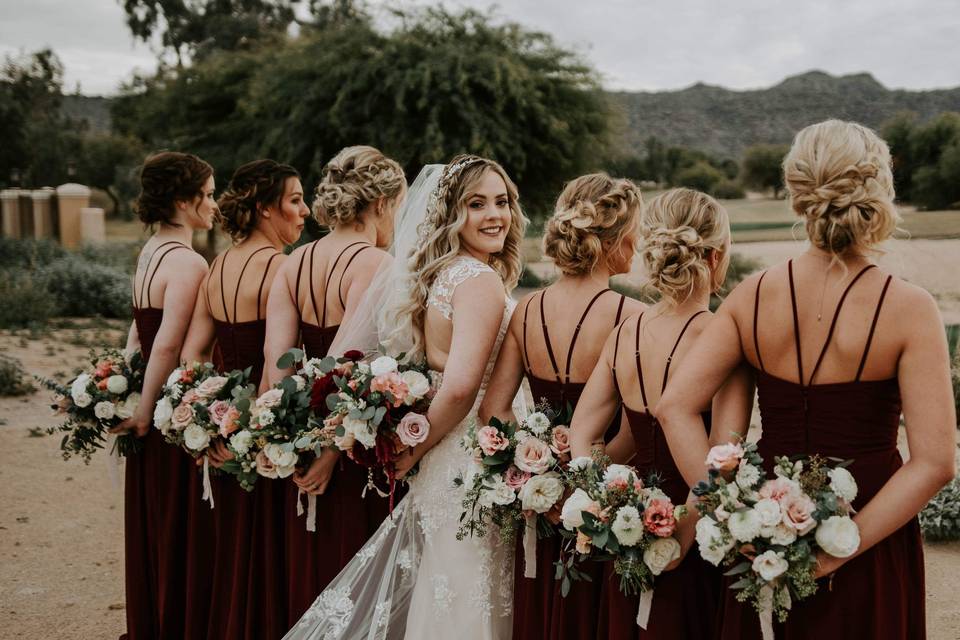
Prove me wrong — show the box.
[783,120,899,256]
[217,159,300,242]
[135,151,213,226]
[313,146,405,227]
[640,188,730,305]
[543,173,642,276]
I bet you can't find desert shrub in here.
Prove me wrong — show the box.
[77,242,140,274]
[0,271,58,328]
[675,161,724,194]
[0,238,66,269]
[0,354,36,396]
[921,474,960,541]
[711,179,746,200]
[38,255,132,319]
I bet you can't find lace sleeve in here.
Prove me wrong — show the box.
[426,256,496,320]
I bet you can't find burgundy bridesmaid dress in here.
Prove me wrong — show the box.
[123,241,193,639]
[718,262,923,639]
[204,247,288,640]
[599,311,721,640]
[511,289,627,640]
[284,241,400,627]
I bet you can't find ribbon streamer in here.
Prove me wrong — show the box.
[202,456,215,509]
[104,434,122,492]
[758,585,775,640]
[306,494,317,532]
[636,589,654,629]
[523,514,537,578]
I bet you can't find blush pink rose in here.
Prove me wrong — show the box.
[514,437,555,474]
[196,376,228,399]
[217,404,242,438]
[208,399,230,425]
[255,449,277,478]
[705,442,745,472]
[576,530,592,554]
[477,425,510,457]
[180,369,195,384]
[396,412,430,447]
[758,477,800,503]
[780,493,817,535]
[370,372,409,408]
[94,360,115,379]
[181,389,200,406]
[550,425,571,462]
[171,403,195,431]
[504,465,531,490]
[643,498,678,537]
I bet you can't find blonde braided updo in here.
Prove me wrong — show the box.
[313,145,405,228]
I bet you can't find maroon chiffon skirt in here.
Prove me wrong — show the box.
[183,461,216,639]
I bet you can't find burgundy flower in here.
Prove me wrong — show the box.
[343,350,364,362]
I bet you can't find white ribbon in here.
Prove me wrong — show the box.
[758,585,775,640]
[104,434,122,491]
[296,488,318,532]
[297,488,305,516]
[636,589,654,629]
[523,514,537,578]
[202,456,215,509]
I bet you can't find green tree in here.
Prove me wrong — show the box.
[740,143,789,198]
[882,111,960,209]
[674,161,724,194]
[77,134,145,216]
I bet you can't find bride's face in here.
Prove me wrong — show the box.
[458,169,511,260]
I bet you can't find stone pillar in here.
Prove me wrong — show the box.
[80,207,106,245]
[56,183,91,249]
[1,188,21,238]
[18,191,34,238]
[31,188,56,239]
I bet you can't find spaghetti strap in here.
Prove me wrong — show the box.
[136,241,189,309]
[787,260,805,384]
[614,294,627,326]
[661,310,708,394]
[753,271,767,372]
[807,264,876,385]
[255,252,283,322]
[611,317,628,398]
[229,247,274,323]
[319,241,371,327]
[633,313,650,412]
[538,288,611,387]
[307,242,322,325]
[204,253,221,318]
[218,249,232,321]
[855,275,893,381]
[336,245,373,310]
[294,242,311,313]
[521,294,535,375]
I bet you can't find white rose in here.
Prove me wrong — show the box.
[610,505,644,547]
[73,392,92,408]
[603,464,637,487]
[256,388,285,409]
[230,430,253,456]
[370,356,398,377]
[400,370,430,401]
[480,477,516,507]
[560,488,599,531]
[359,362,372,375]
[568,456,593,471]
[291,375,306,392]
[815,516,860,558]
[153,396,174,430]
[753,499,782,528]
[752,550,789,582]
[94,401,116,421]
[524,412,551,436]
[643,537,682,576]
[828,467,858,504]
[518,473,564,513]
[71,373,91,399]
[115,393,140,420]
[643,487,670,508]
[302,358,324,378]
[736,463,762,489]
[727,509,763,543]
[264,443,298,478]
[166,369,183,388]
[695,517,733,566]
[256,409,275,427]
[343,415,375,448]
[106,375,128,395]
[183,424,211,452]
[762,524,798,546]
[514,429,533,442]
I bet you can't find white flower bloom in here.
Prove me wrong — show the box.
[264,443,298,478]
[106,375,128,395]
[514,429,533,442]
[695,517,734,566]
[524,412,551,436]
[727,509,763,542]
[828,467,858,504]
[183,424,211,451]
[480,477,516,507]
[73,391,92,408]
[370,356,399,377]
[343,415,375,448]
[115,393,140,420]
[762,524,798,546]
[518,472,564,513]
[603,464,637,487]
[257,409,275,427]
[752,550,789,582]
[815,516,860,558]
[611,506,644,547]
[302,358,324,378]
[165,369,184,388]
[291,375,306,392]
[400,370,430,401]
[736,463,762,489]
[230,430,253,456]
[358,362,372,375]
[643,487,670,508]
[753,499,782,528]
[560,488,599,531]
[256,388,284,409]
[644,537,681,576]
[567,456,593,471]
[153,396,174,430]
[93,401,116,421]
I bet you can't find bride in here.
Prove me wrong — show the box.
[285,155,528,639]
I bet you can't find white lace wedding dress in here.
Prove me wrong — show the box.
[285,255,518,640]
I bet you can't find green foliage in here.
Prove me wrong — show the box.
[0,271,58,328]
[952,347,960,428]
[882,111,960,209]
[0,354,36,397]
[740,144,789,197]
[921,475,960,541]
[675,161,724,194]
[711,179,746,200]
[77,133,145,216]
[39,255,132,319]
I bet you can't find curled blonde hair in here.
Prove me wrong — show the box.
[313,145,405,227]
[400,154,527,357]
[543,173,642,276]
[783,120,899,256]
[640,188,730,305]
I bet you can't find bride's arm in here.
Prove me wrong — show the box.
[394,271,505,477]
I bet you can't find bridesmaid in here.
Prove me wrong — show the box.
[658,120,956,639]
[569,188,745,639]
[179,159,308,639]
[262,145,406,626]
[479,173,645,640]
[114,151,217,640]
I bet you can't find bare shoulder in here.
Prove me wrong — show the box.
[508,289,540,334]
[614,293,645,317]
[351,245,391,272]
[171,248,209,279]
[882,274,940,325]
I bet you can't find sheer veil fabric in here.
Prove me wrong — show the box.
[285,165,527,640]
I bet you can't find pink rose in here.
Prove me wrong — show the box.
[208,399,230,426]
[180,369,195,384]
[780,493,817,535]
[576,530,592,555]
[396,412,430,447]
[370,372,409,408]
[477,425,510,457]
[94,360,115,379]
[171,403,195,431]
[504,465,531,490]
[196,376,228,399]
[550,426,571,462]
[255,449,277,478]
[181,389,200,406]
[643,498,678,537]
[705,442,744,472]
[514,437,555,474]
[218,405,241,438]
[758,477,800,503]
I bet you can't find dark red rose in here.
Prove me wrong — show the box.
[342,350,364,362]
[310,373,337,412]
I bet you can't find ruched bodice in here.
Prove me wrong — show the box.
[300,322,338,359]
[132,307,163,361]
[627,409,712,504]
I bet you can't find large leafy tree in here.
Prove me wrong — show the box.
[740,143,789,198]
[883,111,960,209]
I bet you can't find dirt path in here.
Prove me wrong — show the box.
[1,326,959,639]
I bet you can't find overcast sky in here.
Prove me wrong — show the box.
[1,0,958,96]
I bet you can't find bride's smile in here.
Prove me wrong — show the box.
[460,169,512,257]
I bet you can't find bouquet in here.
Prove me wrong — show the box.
[557,455,686,627]
[693,439,860,638]
[42,348,146,460]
